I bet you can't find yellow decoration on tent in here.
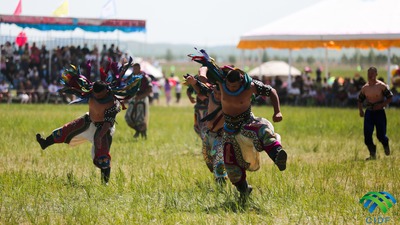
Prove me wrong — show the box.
[52,0,69,17]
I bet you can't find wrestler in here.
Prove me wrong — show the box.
[188,49,287,200]
[358,67,393,160]
[184,71,227,183]
[125,63,153,139]
[186,67,209,138]
[36,59,142,184]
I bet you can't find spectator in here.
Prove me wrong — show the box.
[0,79,11,103]
[151,78,161,105]
[175,80,182,103]
[164,76,172,106]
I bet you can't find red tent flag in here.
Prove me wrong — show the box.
[13,0,22,16]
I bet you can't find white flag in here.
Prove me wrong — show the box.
[100,0,117,18]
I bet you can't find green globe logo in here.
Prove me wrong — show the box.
[359,192,396,213]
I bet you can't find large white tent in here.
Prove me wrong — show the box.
[237,0,400,86]
[248,61,301,78]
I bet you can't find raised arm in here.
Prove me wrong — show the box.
[183,74,212,97]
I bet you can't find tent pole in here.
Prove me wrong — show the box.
[387,47,391,87]
[325,47,329,79]
[288,49,292,90]
[258,48,262,78]
[240,50,244,69]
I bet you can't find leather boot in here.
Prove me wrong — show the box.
[366,144,376,160]
[36,134,54,150]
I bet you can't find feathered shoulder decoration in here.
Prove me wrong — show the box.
[59,57,143,109]
[188,48,253,95]
[187,48,225,84]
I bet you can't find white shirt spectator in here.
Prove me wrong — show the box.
[48,82,59,94]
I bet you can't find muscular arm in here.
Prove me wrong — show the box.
[358,90,365,117]
[186,86,196,103]
[376,86,393,110]
[135,86,152,100]
[184,75,211,96]
[269,88,283,122]
[253,80,282,122]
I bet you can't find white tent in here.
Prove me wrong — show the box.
[238,0,400,49]
[248,61,301,78]
[237,0,400,86]
[136,60,163,79]
[125,58,163,79]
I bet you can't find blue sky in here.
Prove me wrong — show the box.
[0,0,322,46]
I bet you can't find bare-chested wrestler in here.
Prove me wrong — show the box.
[358,66,393,160]
[188,50,287,200]
[36,59,142,184]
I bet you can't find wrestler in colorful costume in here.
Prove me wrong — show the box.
[125,63,153,139]
[201,91,227,182]
[187,85,209,138]
[36,57,142,184]
[188,49,287,198]
[184,74,227,182]
[222,107,283,190]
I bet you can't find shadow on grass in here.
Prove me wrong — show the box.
[203,196,263,214]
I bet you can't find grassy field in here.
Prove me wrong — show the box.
[0,104,399,224]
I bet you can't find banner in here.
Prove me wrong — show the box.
[0,14,146,33]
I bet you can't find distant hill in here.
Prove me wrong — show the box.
[121,41,243,60]
[121,40,390,62]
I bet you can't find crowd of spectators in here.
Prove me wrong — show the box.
[0,41,123,104]
[1,40,399,107]
[252,69,400,108]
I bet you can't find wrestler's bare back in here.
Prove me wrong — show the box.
[207,87,224,131]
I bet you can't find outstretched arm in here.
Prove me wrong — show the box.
[269,88,283,122]
[184,74,212,96]
[186,86,196,104]
[253,79,282,122]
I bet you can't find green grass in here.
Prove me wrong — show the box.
[0,104,399,224]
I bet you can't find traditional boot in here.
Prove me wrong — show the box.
[383,144,390,156]
[36,134,54,150]
[141,130,147,140]
[267,145,287,171]
[235,180,253,202]
[366,144,377,160]
[275,147,287,171]
[133,131,140,139]
[101,167,111,185]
